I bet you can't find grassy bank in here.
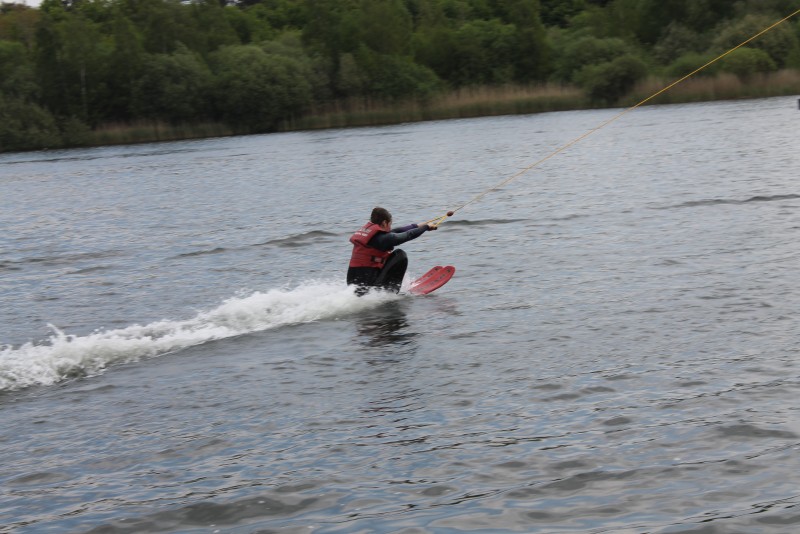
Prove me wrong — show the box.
[81,70,800,148]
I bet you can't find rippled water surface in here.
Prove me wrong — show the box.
[2,97,800,533]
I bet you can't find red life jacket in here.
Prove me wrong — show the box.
[349,222,391,268]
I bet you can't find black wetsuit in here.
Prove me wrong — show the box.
[347,224,428,293]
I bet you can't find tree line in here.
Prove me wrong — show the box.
[2,0,800,151]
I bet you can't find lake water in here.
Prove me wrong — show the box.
[1,96,800,533]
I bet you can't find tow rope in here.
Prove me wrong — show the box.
[426,7,800,229]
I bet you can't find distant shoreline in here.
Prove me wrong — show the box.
[7,71,800,154]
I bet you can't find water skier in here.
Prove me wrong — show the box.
[347,207,438,294]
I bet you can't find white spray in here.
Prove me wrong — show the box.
[0,281,394,392]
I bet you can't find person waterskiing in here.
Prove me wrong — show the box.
[347,207,437,294]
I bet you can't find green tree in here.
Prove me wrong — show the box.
[574,53,647,103]
[301,0,361,96]
[302,0,360,61]
[0,93,62,151]
[618,0,687,45]
[190,0,241,54]
[0,37,63,150]
[127,0,201,55]
[788,19,800,68]
[358,0,413,55]
[412,24,456,82]
[236,0,308,29]
[652,23,709,64]
[733,0,800,18]
[0,39,37,99]
[719,46,778,78]
[414,18,517,86]
[665,51,718,79]
[34,5,111,124]
[354,45,441,99]
[211,44,313,131]
[56,12,109,123]
[711,13,800,68]
[0,4,41,51]
[452,19,516,85]
[684,0,736,33]
[262,31,331,101]
[104,9,145,121]
[335,51,367,96]
[551,35,631,82]
[224,5,272,44]
[495,0,551,81]
[567,4,615,38]
[132,45,213,123]
[540,0,585,27]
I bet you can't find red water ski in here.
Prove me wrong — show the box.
[407,266,455,295]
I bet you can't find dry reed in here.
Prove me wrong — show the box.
[625,69,800,106]
[280,83,588,131]
[80,71,800,148]
[86,121,234,147]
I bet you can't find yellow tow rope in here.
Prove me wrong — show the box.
[426,7,800,229]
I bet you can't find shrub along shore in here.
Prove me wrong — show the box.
[83,71,800,149]
[4,0,800,153]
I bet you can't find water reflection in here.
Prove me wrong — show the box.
[356,300,418,349]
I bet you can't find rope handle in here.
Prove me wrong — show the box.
[425,211,454,228]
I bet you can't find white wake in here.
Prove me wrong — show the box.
[1,281,394,392]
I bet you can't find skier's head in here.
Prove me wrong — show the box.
[370,207,392,227]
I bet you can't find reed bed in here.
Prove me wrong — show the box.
[87,121,234,147]
[286,71,800,132]
[280,84,588,131]
[625,70,800,106]
[80,72,800,148]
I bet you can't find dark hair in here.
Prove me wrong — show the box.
[370,207,392,225]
